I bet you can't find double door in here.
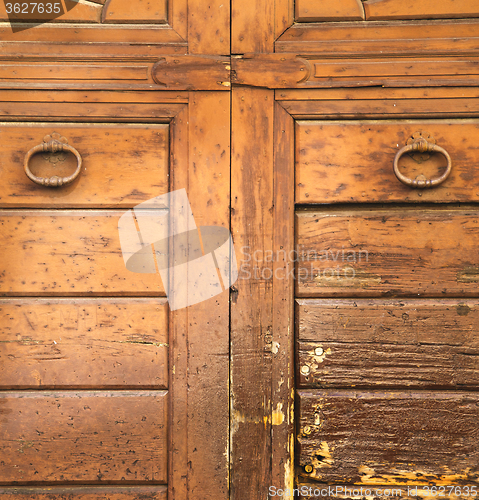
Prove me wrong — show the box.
[1,1,479,498]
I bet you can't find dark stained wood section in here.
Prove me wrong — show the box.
[0,299,168,389]
[0,391,167,483]
[0,123,169,208]
[296,208,479,298]
[297,390,479,484]
[297,298,479,390]
[0,487,167,499]
[295,120,479,204]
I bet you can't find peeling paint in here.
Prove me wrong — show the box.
[358,464,473,485]
[272,341,280,354]
[311,441,334,469]
[272,403,285,426]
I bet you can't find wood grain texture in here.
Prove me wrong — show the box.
[183,92,230,498]
[231,54,310,88]
[296,208,479,298]
[102,0,168,23]
[0,123,168,208]
[271,101,296,494]
[231,87,274,499]
[0,487,167,499]
[0,211,165,296]
[297,298,479,390]
[0,298,168,389]
[275,20,479,56]
[297,390,479,485]
[232,0,274,52]
[295,120,479,204]
[363,0,479,20]
[0,391,167,483]
[282,99,479,118]
[188,0,230,54]
[295,0,365,21]
[152,56,230,90]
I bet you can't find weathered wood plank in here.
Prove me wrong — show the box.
[0,298,168,389]
[295,120,479,204]
[297,390,479,484]
[271,101,296,494]
[183,91,230,498]
[298,338,479,389]
[0,391,167,483]
[232,0,274,52]
[102,0,168,23]
[364,0,479,20]
[188,0,230,54]
[295,0,365,21]
[0,211,165,296]
[0,487,167,499]
[275,20,479,56]
[296,208,479,298]
[0,123,168,208]
[231,87,274,499]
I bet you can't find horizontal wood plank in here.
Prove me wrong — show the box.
[297,390,479,484]
[0,487,167,499]
[364,0,479,20]
[296,208,479,298]
[0,298,168,389]
[0,1,102,23]
[0,211,165,296]
[0,123,168,208]
[102,0,168,23]
[295,120,479,204]
[0,391,167,483]
[295,0,364,21]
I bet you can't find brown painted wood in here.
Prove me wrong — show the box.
[0,298,168,389]
[295,120,479,204]
[102,0,168,23]
[271,101,296,493]
[231,54,309,88]
[275,20,479,56]
[296,207,479,298]
[0,391,167,483]
[0,123,168,208]
[0,211,165,296]
[231,87,274,499]
[363,0,479,20]
[182,92,230,497]
[295,0,365,21]
[0,487,167,499]
[297,390,479,485]
[152,56,230,90]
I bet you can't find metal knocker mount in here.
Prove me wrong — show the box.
[393,131,452,189]
[24,132,82,187]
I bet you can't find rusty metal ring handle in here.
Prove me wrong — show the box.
[24,140,82,187]
[393,138,452,188]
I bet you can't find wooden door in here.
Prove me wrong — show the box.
[2,1,479,499]
[0,2,230,499]
[229,2,479,499]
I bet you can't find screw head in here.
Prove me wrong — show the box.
[305,465,313,473]
[315,347,324,356]
[300,365,310,375]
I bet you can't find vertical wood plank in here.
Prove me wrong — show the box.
[272,101,296,498]
[169,94,230,499]
[169,104,190,500]
[188,0,230,55]
[186,91,230,498]
[231,87,274,498]
[232,0,274,53]
[275,0,295,40]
